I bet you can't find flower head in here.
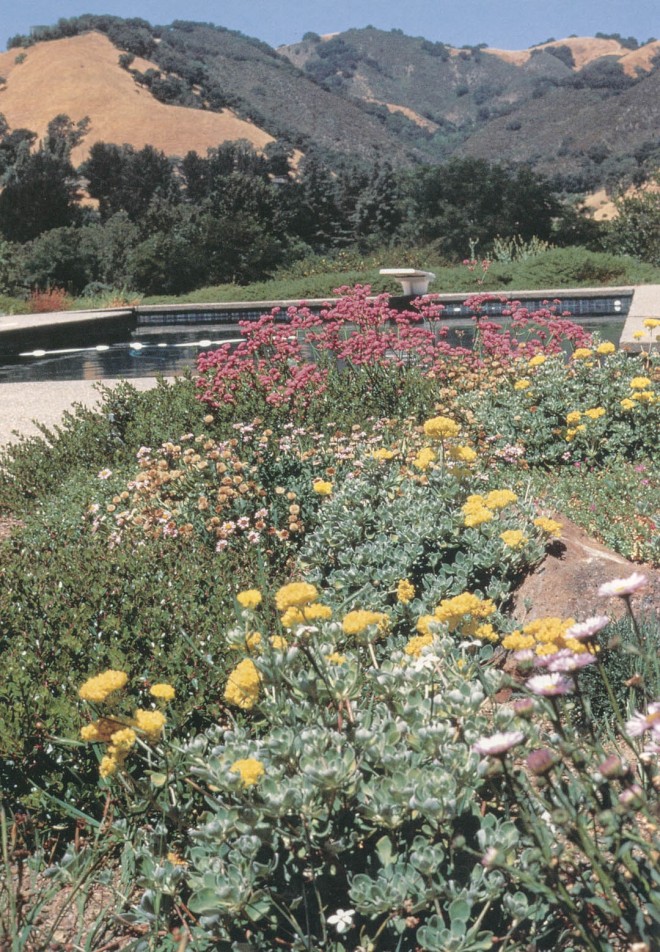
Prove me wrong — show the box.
[133,709,166,741]
[313,479,333,496]
[275,582,319,611]
[396,578,415,604]
[423,415,460,440]
[598,573,647,598]
[527,672,573,696]
[342,609,388,637]
[596,341,616,355]
[327,909,355,934]
[500,529,527,549]
[473,731,525,757]
[79,670,128,703]
[630,376,651,389]
[224,658,261,710]
[230,757,265,787]
[565,616,610,641]
[150,683,176,701]
[237,589,262,610]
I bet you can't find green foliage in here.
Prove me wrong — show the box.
[461,348,660,469]
[604,176,660,266]
[530,457,660,564]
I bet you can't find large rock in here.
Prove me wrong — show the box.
[512,514,659,624]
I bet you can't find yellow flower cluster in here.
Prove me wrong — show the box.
[462,496,494,527]
[134,709,167,741]
[396,579,415,604]
[326,652,347,665]
[342,610,389,636]
[423,416,461,440]
[528,354,546,367]
[150,683,176,701]
[584,407,606,420]
[413,447,437,471]
[224,658,261,710]
[630,376,651,389]
[404,633,434,657]
[448,445,477,464]
[281,603,332,628]
[313,479,333,496]
[502,616,580,656]
[620,398,636,411]
[371,448,396,461]
[572,348,592,360]
[534,517,562,538]
[596,341,616,355]
[417,592,497,642]
[566,411,582,426]
[79,670,128,703]
[237,589,262,609]
[484,489,518,510]
[644,319,660,329]
[514,379,531,391]
[80,717,125,742]
[230,757,265,787]
[275,582,319,611]
[500,529,527,549]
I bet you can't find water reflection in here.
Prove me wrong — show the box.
[0,316,626,384]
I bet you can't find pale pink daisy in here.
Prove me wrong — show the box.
[527,673,573,696]
[565,616,610,641]
[625,701,660,738]
[473,731,525,757]
[598,573,647,597]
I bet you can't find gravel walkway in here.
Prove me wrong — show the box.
[0,378,163,448]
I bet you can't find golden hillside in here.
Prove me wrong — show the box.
[0,31,275,164]
[486,36,660,76]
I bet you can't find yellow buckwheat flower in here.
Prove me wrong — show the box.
[423,416,460,440]
[109,727,137,752]
[514,379,531,391]
[485,489,518,510]
[237,589,262,610]
[596,341,616,355]
[342,610,389,636]
[462,504,494,527]
[270,635,288,650]
[150,683,176,701]
[620,398,636,410]
[404,633,434,657]
[584,407,606,419]
[230,758,265,787]
[448,445,477,464]
[79,670,128,703]
[500,530,527,549]
[572,348,592,360]
[534,517,562,537]
[326,652,347,665]
[528,354,546,367]
[643,319,660,329]
[275,582,318,611]
[630,376,651,389]
[413,447,437,471]
[80,717,125,742]
[134,709,166,741]
[224,658,261,710]
[371,448,395,461]
[99,755,119,779]
[474,623,499,643]
[566,411,582,426]
[633,390,655,403]
[313,479,333,495]
[397,579,415,604]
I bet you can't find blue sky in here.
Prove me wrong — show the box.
[2,0,658,52]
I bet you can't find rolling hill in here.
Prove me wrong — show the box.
[1,17,658,190]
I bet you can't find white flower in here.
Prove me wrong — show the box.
[327,908,355,934]
[97,468,112,480]
[565,616,610,640]
[473,731,525,757]
[598,573,647,597]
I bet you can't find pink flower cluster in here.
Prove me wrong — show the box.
[196,285,594,414]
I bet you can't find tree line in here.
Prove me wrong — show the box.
[0,112,627,297]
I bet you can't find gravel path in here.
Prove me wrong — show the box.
[0,378,163,448]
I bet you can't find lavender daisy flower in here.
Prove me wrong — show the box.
[546,650,598,674]
[473,731,525,757]
[598,573,647,598]
[527,673,573,696]
[526,748,560,776]
[565,616,610,641]
[625,701,660,737]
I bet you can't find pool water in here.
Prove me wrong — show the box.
[0,313,627,384]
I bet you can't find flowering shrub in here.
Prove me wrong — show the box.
[196,286,593,428]
[27,285,72,313]
[461,346,660,467]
